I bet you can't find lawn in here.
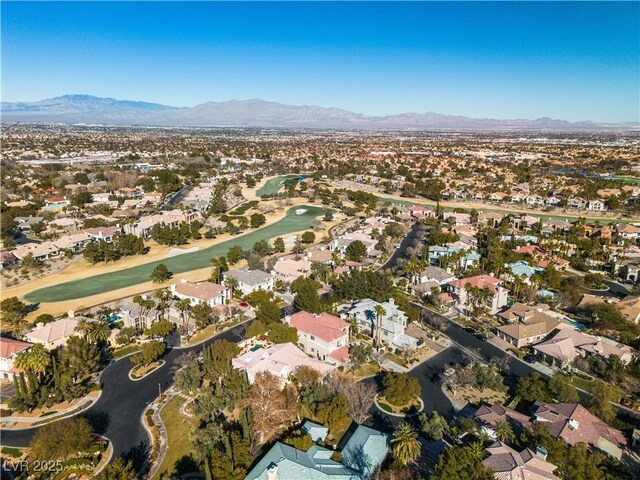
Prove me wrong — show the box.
[229,200,259,215]
[153,396,199,480]
[113,344,141,359]
[351,362,380,379]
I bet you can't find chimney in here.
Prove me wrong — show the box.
[267,464,278,480]
[68,310,75,318]
[388,298,395,305]
[180,277,189,284]
[568,418,580,430]
[535,445,548,460]
[283,315,291,324]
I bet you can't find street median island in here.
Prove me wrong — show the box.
[129,360,166,381]
[24,205,330,303]
[374,393,424,418]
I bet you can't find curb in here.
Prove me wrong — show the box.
[374,394,424,418]
[129,360,166,382]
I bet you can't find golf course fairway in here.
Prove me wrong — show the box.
[25,205,329,303]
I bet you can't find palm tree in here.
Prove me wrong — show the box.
[14,343,50,380]
[492,419,515,443]
[75,318,93,339]
[88,320,111,344]
[373,304,386,349]
[176,299,193,336]
[467,441,486,461]
[224,275,238,298]
[311,261,331,283]
[391,422,421,466]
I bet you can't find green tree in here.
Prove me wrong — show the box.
[60,335,100,382]
[150,263,172,283]
[96,457,137,480]
[293,283,322,314]
[301,231,316,244]
[391,422,421,466]
[589,379,621,423]
[14,343,51,380]
[145,318,175,338]
[0,296,27,337]
[492,419,515,443]
[88,320,111,344]
[549,373,579,403]
[273,237,285,253]
[432,445,495,480]
[192,303,214,330]
[344,240,367,261]
[227,245,245,264]
[29,417,93,461]
[516,372,551,403]
[250,213,266,228]
[34,313,55,325]
[255,300,281,325]
[245,320,267,339]
[174,362,203,394]
[419,411,448,440]
[268,322,298,344]
[131,340,165,366]
[382,372,421,406]
[71,191,93,208]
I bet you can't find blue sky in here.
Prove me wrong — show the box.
[2,1,639,122]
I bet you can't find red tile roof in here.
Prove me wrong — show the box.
[0,337,31,359]
[329,345,350,363]
[448,274,502,293]
[289,311,349,342]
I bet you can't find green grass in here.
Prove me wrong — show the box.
[26,205,331,303]
[256,175,300,197]
[570,375,596,393]
[31,401,92,426]
[352,363,380,378]
[378,402,393,413]
[229,200,259,215]
[113,344,141,359]
[153,396,198,480]
[1,447,23,458]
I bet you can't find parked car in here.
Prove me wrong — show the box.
[524,354,540,364]
[474,333,488,341]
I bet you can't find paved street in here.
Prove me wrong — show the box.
[1,321,251,470]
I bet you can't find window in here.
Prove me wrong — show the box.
[310,335,315,341]
[311,348,315,353]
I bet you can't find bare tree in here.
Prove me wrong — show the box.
[241,371,297,444]
[327,372,377,424]
[175,350,197,369]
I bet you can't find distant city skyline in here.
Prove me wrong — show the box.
[2,1,639,123]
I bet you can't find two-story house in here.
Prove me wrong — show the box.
[223,268,275,296]
[0,337,32,379]
[286,311,350,366]
[446,274,509,315]
[170,279,230,307]
[341,298,418,350]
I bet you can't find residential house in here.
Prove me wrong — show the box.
[446,274,509,315]
[531,402,627,459]
[408,205,436,219]
[24,316,95,350]
[587,200,606,212]
[568,198,586,209]
[506,260,544,284]
[413,266,456,286]
[286,311,350,366]
[483,441,560,480]
[85,226,120,242]
[617,295,640,324]
[495,303,562,348]
[620,259,640,282]
[0,337,32,379]
[43,196,71,212]
[329,232,377,256]
[533,329,636,367]
[223,268,275,296]
[474,403,532,438]
[14,216,45,232]
[616,223,640,242]
[478,212,504,227]
[232,342,335,384]
[170,279,230,307]
[341,298,418,350]
[13,241,60,262]
[271,257,312,283]
[54,232,92,253]
[443,212,471,226]
[244,424,389,480]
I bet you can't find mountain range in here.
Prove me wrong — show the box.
[1,94,636,130]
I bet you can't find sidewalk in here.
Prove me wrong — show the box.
[0,390,101,430]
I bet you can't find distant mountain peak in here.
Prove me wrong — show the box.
[1,94,636,130]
